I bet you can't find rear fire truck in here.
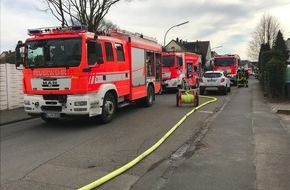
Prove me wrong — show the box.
[212,54,240,86]
[161,52,202,92]
[15,26,162,123]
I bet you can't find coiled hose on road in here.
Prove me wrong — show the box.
[78,95,217,190]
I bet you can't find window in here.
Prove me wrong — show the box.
[155,53,161,81]
[162,56,174,67]
[177,57,183,66]
[105,42,114,61]
[187,62,193,77]
[214,58,234,66]
[115,43,125,61]
[26,38,81,68]
[146,52,154,76]
[204,72,222,78]
[87,41,103,65]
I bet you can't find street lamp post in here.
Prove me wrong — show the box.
[163,21,189,47]
[211,46,223,50]
[211,46,223,56]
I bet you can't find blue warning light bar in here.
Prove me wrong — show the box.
[27,26,88,36]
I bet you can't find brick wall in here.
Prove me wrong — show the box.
[0,64,23,110]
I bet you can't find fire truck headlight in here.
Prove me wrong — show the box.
[34,102,40,108]
[74,101,87,106]
[24,100,31,105]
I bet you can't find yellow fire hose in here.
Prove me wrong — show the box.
[78,95,217,190]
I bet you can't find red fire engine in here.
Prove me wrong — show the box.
[15,26,162,123]
[212,54,240,85]
[161,52,202,92]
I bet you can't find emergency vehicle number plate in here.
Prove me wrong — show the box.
[45,113,60,118]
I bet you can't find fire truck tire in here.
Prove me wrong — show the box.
[100,92,116,124]
[140,85,154,107]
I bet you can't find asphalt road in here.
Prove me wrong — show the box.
[1,84,231,189]
[4,78,288,190]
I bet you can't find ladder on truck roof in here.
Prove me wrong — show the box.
[110,28,158,43]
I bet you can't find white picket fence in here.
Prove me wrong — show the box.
[0,63,24,110]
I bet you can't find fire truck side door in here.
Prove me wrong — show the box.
[87,40,104,66]
[155,53,161,81]
[176,56,183,69]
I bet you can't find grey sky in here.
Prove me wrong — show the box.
[1,0,290,61]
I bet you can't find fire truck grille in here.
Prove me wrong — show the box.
[43,95,67,103]
[41,106,62,112]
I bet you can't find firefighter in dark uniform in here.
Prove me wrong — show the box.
[243,68,249,87]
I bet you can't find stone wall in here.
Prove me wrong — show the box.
[0,64,23,110]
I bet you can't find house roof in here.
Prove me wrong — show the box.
[166,40,210,57]
[183,41,210,56]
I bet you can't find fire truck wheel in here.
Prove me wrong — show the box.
[100,92,116,124]
[140,85,154,107]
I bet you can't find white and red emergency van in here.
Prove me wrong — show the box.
[161,52,202,92]
[15,26,162,123]
[212,54,240,86]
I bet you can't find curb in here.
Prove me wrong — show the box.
[276,109,290,115]
[0,116,35,126]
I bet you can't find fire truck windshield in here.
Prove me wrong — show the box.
[25,38,81,68]
[214,58,235,66]
[162,56,174,67]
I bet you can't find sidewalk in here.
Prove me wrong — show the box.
[0,107,33,126]
[161,80,290,190]
[269,101,290,121]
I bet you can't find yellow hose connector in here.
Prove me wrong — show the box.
[78,95,217,190]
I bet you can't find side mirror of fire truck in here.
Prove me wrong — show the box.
[15,41,25,68]
[194,66,198,72]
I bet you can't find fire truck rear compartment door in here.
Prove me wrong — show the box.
[131,48,145,86]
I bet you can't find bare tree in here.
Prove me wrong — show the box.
[98,18,118,31]
[40,0,131,32]
[247,13,282,61]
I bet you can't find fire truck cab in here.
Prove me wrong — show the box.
[212,54,240,86]
[161,52,202,92]
[15,26,162,123]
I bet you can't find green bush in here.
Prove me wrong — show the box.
[266,58,286,99]
[260,49,284,91]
